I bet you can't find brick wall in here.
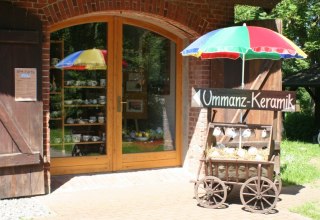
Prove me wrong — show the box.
[8,0,235,183]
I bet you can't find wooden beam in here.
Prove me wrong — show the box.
[0,153,40,167]
[305,86,317,102]
[0,100,33,154]
[231,60,275,123]
[314,87,320,129]
[0,30,39,44]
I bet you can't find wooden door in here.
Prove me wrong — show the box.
[0,2,44,198]
[114,18,183,171]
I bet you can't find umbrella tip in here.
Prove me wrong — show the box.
[243,23,247,26]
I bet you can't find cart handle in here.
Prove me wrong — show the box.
[270,155,275,161]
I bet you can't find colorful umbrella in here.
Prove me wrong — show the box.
[55,48,107,70]
[181,24,307,61]
[55,48,128,70]
[181,24,307,89]
[181,24,307,122]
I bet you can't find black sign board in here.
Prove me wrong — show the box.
[192,87,296,112]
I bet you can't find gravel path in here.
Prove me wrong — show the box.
[0,197,52,220]
[0,169,319,220]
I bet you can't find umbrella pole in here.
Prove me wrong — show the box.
[240,54,245,123]
[241,55,245,89]
[239,54,245,150]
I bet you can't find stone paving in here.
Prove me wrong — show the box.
[33,167,319,220]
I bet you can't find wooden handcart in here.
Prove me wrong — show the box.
[194,122,282,214]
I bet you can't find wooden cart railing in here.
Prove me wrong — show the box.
[193,122,281,214]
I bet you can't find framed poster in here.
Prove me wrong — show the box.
[124,94,148,119]
[128,72,142,81]
[126,99,143,112]
[15,68,37,101]
[126,80,143,92]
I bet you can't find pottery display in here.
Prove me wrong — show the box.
[82,135,91,142]
[72,134,81,143]
[92,136,100,142]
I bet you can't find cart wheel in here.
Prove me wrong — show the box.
[194,176,227,209]
[240,176,278,214]
[273,173,282,196]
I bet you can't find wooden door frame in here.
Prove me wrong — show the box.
[49,15,183,175]
[114,17,183,171]
[49,16,115,175]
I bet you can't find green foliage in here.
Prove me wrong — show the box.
[235,1,319,77]
[51,23,106,54]
[290,201,320,220]
[274,1,318,100]
[123,25,170,92]
[281,140,320,186]
[51,145,74,153]
[50,128,63,141]
[296,87,314,114]
[235,2,320,136]
[234,5,268,23]
[283,112,317,141]
[271,0,320,77]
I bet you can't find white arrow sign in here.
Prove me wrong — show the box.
[192,87,203,107]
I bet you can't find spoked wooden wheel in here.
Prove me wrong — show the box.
[194,176,227,208]
[240,176,278,213]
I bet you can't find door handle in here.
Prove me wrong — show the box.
[117,96,127,112]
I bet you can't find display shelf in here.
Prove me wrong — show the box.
[64,141,104,145]
[64,104,105,108]
[208,122,272,147]
[64,86,105,89]
[50,118,63,121]
[50,143,63,146]
[64,123,105,126]
[50,40,107,157]
[50,91,62,95]
[206,122,273,162]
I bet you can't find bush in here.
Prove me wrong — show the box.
[283,112,317,142]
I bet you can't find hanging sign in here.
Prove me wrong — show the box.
[192,87,296,112]
[15,68,37,101]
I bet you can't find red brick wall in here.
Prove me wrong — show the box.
[8,0,235,183]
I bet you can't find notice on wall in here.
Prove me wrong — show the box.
[15,68,37,101]
[192,87,296,112]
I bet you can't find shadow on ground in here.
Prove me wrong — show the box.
[51,174,75,192]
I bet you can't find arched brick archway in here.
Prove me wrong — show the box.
[7,0,236,192]
[39,1,232,179]
[11,0,235,38]
[45,0,210,37]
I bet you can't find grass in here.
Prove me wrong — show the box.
[290,201,320,220]
[280,140,320,219]
[51,144,74,153]
[122,142,164,153]
[281,140,320,186]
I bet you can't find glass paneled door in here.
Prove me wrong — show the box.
[50,23,107,158]
[50,17,182,174]
[121,24,177,155]
[49,21,111,175]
